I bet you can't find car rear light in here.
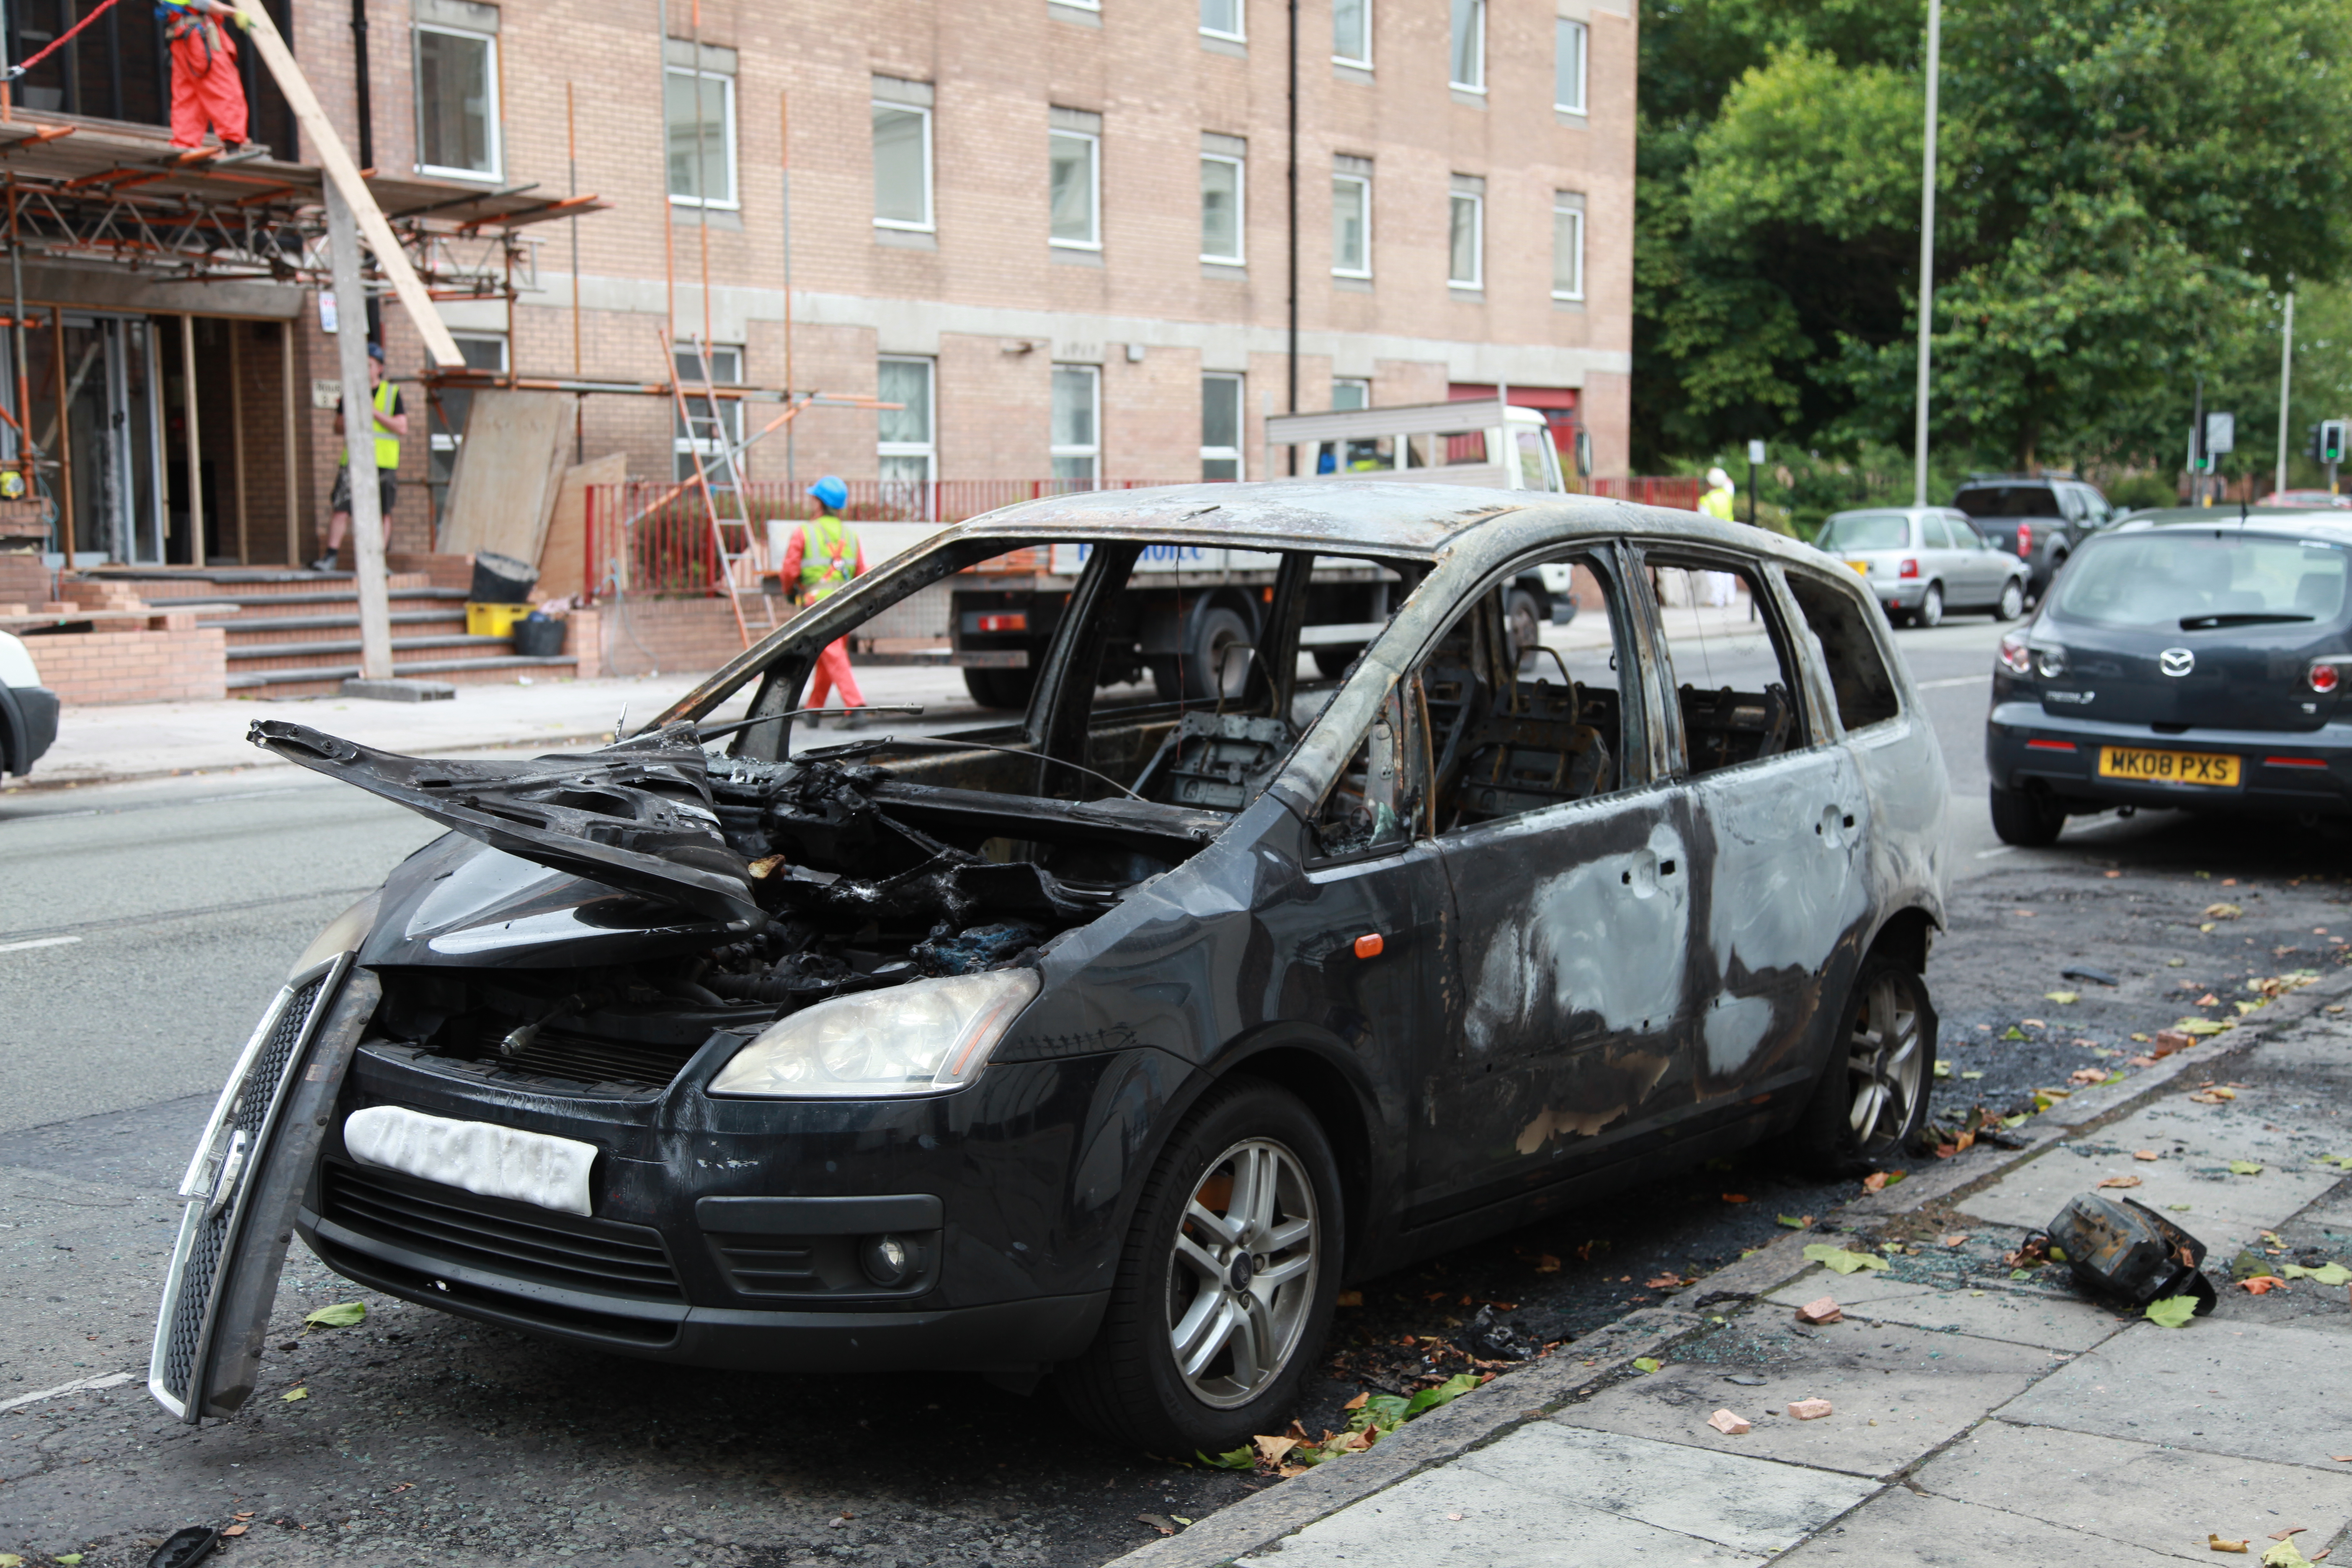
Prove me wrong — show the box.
[2034,645,2067,679]
[975,613,1028,634]
[2017,522,2033,559]
[1998,632,2032,675]
[2025,739,2078,752]
[1899,558,1919,579]
[2265,756,2328,769]
[2309,661,2341,694]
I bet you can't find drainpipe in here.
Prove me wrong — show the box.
[350,0,380,339]
[1285,0,1298,474]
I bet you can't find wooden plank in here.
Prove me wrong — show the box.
[535,452,625,605]
[436,389,571,564]
[230,0,465,370]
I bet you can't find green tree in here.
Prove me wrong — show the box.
[1635,0,2352,478]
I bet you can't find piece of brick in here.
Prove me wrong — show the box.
[1794,1296,1843,1325]
[1787,1398,1833,1421]
[1706,1409,1751,1435]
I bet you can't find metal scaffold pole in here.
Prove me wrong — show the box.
[326,186,394,681]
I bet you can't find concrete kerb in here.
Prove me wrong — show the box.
[1106,967,2352,1568]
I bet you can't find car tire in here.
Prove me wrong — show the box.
[1915,583,1944,628]
[1989,784,2066,847]
[1058,1076,1342,1456]
[1182,607,1256,702]
[1992,579,2024,622]
[962,665,1037,712]
[1779,954,1936,1176]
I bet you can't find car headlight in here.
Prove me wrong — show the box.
[290,890,380,978]
[708,969,1042,1098]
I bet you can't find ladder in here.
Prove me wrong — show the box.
[659,329,772,647]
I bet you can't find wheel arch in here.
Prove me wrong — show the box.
[1207,1032,1380,1278]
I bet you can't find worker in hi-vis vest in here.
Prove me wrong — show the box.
[312,341,407,571]
[780,475,867,726]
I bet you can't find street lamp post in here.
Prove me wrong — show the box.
[1912,0,1941,508]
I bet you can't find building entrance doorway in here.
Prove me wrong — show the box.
[16,313,165,565]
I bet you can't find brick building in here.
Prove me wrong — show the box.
[3,0,1632,573]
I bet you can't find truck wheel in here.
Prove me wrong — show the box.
[1182,608,1255,702]
[1779,955,1935,1175]
[1989,784,2066,847]
[1312,647,1361,679]
[962,666,1037,711]
[1057,1077,1341,1455]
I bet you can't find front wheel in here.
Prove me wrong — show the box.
[1990,784,2066,847]
[1915,582,1945,628]
[1058,1078,1341,1455]
[1993,579,2024,622]
[1780,955,1935,1176]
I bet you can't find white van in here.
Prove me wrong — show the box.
[1264,397,1570,492]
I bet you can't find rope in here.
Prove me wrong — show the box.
[4,0,123,81]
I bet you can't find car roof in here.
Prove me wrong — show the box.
[947,479,1841,571]
[2112,507,2352,543]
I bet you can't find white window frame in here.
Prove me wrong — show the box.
[1049,121,1102,251]
[1332,0,1371,68]
[413,22,501,181]
[1050,363,1101,482]
[665,58,738,211]
[876,355,936,482]
[1331,161,1372,278]
[673,343,744,481]
[871,97,934,232]
[1331,377,1371,410]
[1199,0,1245,42]
[1201,140,1246,265]
[1449,0,1485,93]
[1554,17,1588,114]
[1552,195,1586,302]
[1201,372,1245,480]
[1448,185,1484,290]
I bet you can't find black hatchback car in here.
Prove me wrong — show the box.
[1986,508,2352,844]
[152,483,1948,1454]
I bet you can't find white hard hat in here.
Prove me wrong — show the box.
[1707,467,1734,490]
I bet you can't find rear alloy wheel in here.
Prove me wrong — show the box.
[1915,582,1944,628]
[1989,784,2067,847]
[1993,579,2024,622]
[1782,956,1935,1174]
[1058,1078,1341,1455]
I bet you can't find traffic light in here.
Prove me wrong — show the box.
[2323,420,2350,465]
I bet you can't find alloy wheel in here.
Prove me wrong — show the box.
[1167,1137,1320,1408]
[1846,972,1925,1158]
[1917,583,1944,627]
[1996,579,2024,621]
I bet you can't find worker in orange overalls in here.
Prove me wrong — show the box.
[781,475,867,727]
[160,0,253,154]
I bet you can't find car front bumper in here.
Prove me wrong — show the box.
[1986,700,2352,815]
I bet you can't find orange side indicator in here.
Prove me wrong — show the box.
[1354,933,1385,959]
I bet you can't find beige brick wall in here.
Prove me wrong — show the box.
[23,627,228,706]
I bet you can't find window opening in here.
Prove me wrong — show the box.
[1201,0,1245,41]
[1049,116,1101,249]
[1646,555,1807,774]
[416,23,499,178]
[872,94,934,230]
[1554,17,1586,113]
[1333,0,1371,66]
[1552,195,1585,301]
[1051,364,1101,482]
[665,51,738,208]
[673,343,743,483]
[1448,183,1483,289]
[1201,373,1244,480]
[1202,139,1246,263]
[1449,0,1485,91]
[1784,570,1901,732]
[1332,159,1372,277]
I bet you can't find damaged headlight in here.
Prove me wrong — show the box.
[708,969,1042,1098]
[290,890,381,978]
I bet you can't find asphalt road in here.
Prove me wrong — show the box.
[17,610,2338,1568]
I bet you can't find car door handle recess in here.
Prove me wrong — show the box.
[1354,933,1384,959]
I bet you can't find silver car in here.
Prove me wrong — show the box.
[1814,506,2030,627]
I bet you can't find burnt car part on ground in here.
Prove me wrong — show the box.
[152,482,1948,1455]
[1986,511,2352,845]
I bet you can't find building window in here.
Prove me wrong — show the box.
[878,356,935,516]
[1555,17,1588,114]
[1332,156,1371,277]
[872,79,934,231]
[1333,0,1370,67]
[1449,0,1484,92]
[1553,193,1586,301]
[1201,135,1246,264]
[428,332,507,527]
[664,43,738,209]
[1051,364,1100,481]
[1331,377,1370,410]
[1200,0,1244,41]
[415,22,499,179]
[1202,373,1244,480]
[1448,177,1484,290]
[1049,108,1101,250]
[673,343,743,482]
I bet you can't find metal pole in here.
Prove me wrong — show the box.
[230,318,248,562]
[1911,0,1940,508]
[180,313,201,560]
[568,78,583,463]
[280,317,296,565]
[781,91,795,497]
[2192,371,2207,508]
[2276,291,2294,500]
[1285,0,1299,474]
[326,185,394,681]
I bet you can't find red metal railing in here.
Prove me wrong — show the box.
[583,475,1704,599]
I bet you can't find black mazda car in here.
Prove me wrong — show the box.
[1986,508,2352,844]
[152,482,1948,1454]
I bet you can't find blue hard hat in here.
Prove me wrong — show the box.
[366,340,385,362]
[809,475,848,511]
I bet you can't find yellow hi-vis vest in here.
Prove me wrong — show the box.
[799,515,857,599]
[337,379,401,471]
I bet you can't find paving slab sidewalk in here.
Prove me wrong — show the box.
[1112,975,2352,1568]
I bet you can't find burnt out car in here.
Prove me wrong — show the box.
[151,483,1948,1454]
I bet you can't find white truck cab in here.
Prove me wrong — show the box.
[1264,397,1568,492]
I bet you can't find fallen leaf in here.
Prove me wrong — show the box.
[305,1301,366,1328]
[1787,1398,1833,1421]
[222,1527,250,1539]
[1777,1213,1810,1229]
[1794,1295,1843,1325]
[1862,1171,1890,1192]
[1336,1289,1363,1307]
[2004,1026,2028,1040]
[1962,1070,1986,1079]
[2071,1067,2110,1085]
[1645,1274,1686,1289]
[1341,1392,1369,1411]
[1198,1445,1254,1470]
[2239,1276,2288,1295]
[2128,1056,2159,1067]
[0,1553,24,1566]
[282,1385,309,1401]
[2263,1541,2315,1568]
[2206,902,2244,920]
[2231,1160,2264,1176]
[1632,1357,1662,1373]
[2098,1174,2143,1189]
[2135,1149,2161,1161]
[2273,1528,2310,1542]
[1707,1409,1752,1435]
[1534,1254,1562,1274]
[1942,1233,1971,1246]
[1803,1243,1890,1275]
[56,1558,85,1565]
[2146,1296,2200,1328]
[1721,1193,1750,1203]
[2281,1263,2352,1286]
[2023,1017,2047,1028]
[2212,1535,2249,1553]
[2046,990,2080,1005]
[1137,1514,1179,1536]
[2153,1029,2196,1055]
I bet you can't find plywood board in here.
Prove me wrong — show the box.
[437,391,573,563]
[536,453,628,604]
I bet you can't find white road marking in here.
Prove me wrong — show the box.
[0,935,80,954]
[1915,675,1988,689]
[0,1370,132,1412]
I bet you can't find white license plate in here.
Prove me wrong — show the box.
[344,1105,597,1216]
